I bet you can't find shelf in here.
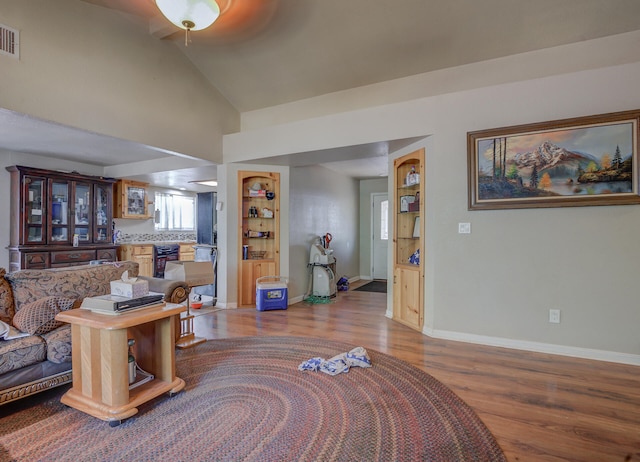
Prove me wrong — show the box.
[238,171,280,307]
[127,378,174,406]
[393,149,424,332]
[128,366,154,391]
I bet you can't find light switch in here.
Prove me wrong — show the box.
[458,223,471,234]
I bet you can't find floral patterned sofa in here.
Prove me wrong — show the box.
[0,261,189,405]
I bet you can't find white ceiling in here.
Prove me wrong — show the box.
[3,0,640,188]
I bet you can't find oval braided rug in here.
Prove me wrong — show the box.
[0,336,505,461]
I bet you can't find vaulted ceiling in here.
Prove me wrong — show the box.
[3,0,640,186]
[82,0,640,113]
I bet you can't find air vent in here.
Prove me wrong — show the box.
[0,23,19,59]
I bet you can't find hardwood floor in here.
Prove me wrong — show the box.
[193,286,640,462]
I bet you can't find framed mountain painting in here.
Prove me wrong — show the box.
[467,109,640,210]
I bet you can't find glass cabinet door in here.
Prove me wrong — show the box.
[94,184,110,243]
[50,180,70,243]
[24,176,45,243]
[394,158,421,266]
[126,184,147,217]
[73,183,92,244]
[392,149,425,332]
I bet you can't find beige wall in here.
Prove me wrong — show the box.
[0,0,239,162]
[224,36,640,363]
[240,30,640,131]
[3,2,640,363]
[288,165,360,300]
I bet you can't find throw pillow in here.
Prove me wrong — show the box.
[42,324,72,364]
[12,296,75,335]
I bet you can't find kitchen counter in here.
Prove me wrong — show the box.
[116,240,197,245]
[117,242,198,277]
[113,232,197,246]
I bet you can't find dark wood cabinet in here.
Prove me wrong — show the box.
[6,165,118,272]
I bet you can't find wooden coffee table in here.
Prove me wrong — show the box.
[56,303,186,426]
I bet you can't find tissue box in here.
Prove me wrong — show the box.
[110,279,149,298]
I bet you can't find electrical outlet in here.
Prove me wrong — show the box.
[549,309,561,324]
[458,223,471,234]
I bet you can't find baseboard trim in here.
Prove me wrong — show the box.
[223,297,638,364]
[289,294,304,304]
[423,327,640,366]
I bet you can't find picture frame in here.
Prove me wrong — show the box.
[412,216,420,238]
[467,109,640,210]
[400,195,415,213]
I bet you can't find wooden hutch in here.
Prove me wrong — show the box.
[6,165,118,272]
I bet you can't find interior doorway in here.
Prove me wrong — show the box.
[371,193,388,280]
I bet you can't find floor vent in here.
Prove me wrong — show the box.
[0,23,19,59]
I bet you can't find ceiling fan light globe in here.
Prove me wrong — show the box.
[156,0,220,31]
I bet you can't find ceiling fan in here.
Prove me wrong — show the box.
[155,0,223,45]
[80,0,280,43]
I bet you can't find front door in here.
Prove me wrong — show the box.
[371,193,388,280]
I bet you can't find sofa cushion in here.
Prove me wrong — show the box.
[0,335,46,375]
[12,296,75,335]
[42,324,72,364]
[0,268,15,324]
[6,261,138,312]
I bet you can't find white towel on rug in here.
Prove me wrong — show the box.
[298,347,372,376]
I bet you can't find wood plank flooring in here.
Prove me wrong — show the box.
[193,285,640,462]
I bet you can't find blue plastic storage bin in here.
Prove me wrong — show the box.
[256,276,288,311]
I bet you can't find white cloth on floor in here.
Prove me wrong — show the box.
[298,346,372,376]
